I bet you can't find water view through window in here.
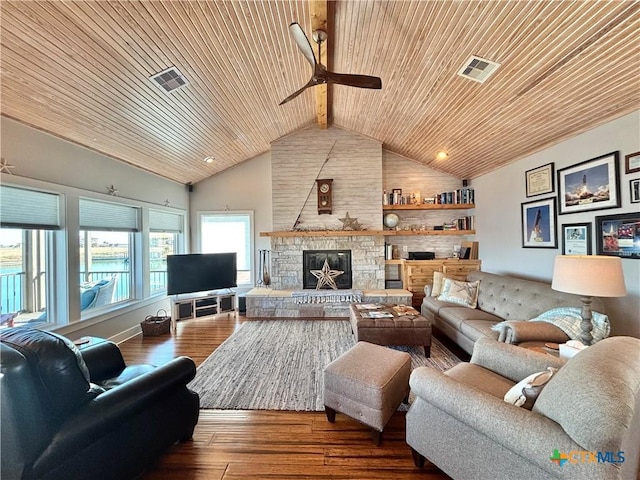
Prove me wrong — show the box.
[0,228,49,327]
[79,231,131,312]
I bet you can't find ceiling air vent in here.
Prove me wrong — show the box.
[150,66,189,93]
[457,56,500,83]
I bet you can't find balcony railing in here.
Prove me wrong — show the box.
[1,270,168,314]
[0,271,25,313]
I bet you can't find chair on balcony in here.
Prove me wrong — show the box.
[82,276,117,310]
[32,276,119,323]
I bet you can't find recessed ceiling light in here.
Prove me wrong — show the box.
[204,156,215,163]
[436,151,449,161]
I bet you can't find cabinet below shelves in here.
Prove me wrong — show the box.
[385,259,482,308]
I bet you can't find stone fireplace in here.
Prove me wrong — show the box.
[269,236,385,290]
[302,249,352,289]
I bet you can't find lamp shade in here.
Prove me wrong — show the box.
[552,255,627,298]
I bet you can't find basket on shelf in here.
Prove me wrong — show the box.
[140,309,171,336]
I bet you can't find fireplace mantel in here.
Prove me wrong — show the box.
[261,230,386,237]
[260,229,474,237]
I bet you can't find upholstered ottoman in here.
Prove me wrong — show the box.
[349,303,433,357]
[323,341,411,445]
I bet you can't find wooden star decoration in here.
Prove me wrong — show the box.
[107,185,119,196]
[310,259,344,290]
[0,158,15,175]
[339,212,361,230]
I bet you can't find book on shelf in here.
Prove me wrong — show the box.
[461,241,479,259]
[438,188,475,205]
[456,215,475,230]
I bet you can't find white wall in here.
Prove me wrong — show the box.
[1,117,189,210]
[1,117,189,341]
[473,111,640,337]
[189,151,273,285]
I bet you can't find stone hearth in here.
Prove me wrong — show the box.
[246,288,412,318]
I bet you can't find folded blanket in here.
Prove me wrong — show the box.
[491,307,609,345]
[491,320,570,344]
[530,307,610,343]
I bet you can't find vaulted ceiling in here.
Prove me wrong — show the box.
[1,1,638,185]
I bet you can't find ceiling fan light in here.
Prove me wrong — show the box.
[436,151,449,161]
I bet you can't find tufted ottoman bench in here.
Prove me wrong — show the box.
[323,341,411,445]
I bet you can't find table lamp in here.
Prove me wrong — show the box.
[551,255,626,345]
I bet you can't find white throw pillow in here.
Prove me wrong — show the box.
[431,271,445,297]
[504,367,557,410]
[437,278,480,308]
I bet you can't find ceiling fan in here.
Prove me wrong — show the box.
[279,22,382,106]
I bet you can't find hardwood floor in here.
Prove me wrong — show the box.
[118,314,451,480]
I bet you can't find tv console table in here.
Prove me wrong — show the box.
[171,291,235,322]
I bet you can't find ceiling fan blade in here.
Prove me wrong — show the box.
[279,78,317,105]
[289,22,316,68]
[325,71,382,89]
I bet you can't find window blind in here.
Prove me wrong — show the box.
[149,209,183,233]
[79,198,139,231]
[0,185,61,229]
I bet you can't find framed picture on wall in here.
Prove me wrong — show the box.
[630,179,640,204]
[595,212,640,259]
[561,222,592,255]
[521,197,557,248]
[525,162,554,197]
[557,151,620,215]
[625,151,640,174]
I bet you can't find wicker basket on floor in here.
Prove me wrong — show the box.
[141,309,171,336]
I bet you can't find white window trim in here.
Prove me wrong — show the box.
[196,210,255,287]
[1,175,187,329]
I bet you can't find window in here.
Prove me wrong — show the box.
[1,181,187,328]
[79,199,139,314]
[149,209,183,293]
[0,185,61,327]
[199,212,253,285]
[79,230,132,310]
[0,228,52,327]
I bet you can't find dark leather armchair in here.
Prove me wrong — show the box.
[0,327,200,480]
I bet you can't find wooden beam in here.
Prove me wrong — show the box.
[310,0,328,129]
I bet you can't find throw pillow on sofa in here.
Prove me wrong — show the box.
[437,278,480,308]
[431,271,445,297]
[504,367,557,410]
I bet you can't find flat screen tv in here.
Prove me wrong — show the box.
[167,253,237,295]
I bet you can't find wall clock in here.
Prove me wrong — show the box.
[316,179,333,214]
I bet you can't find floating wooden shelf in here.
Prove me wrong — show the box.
[383,203,475,210]
[261,230,386,237]
[387,229,475,236]
[260,229,475,237]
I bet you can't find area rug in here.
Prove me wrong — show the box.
[189,319,461,411]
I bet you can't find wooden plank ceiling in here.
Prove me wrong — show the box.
[1,1,638,185]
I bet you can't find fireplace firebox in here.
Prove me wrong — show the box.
[302,250,352,289]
